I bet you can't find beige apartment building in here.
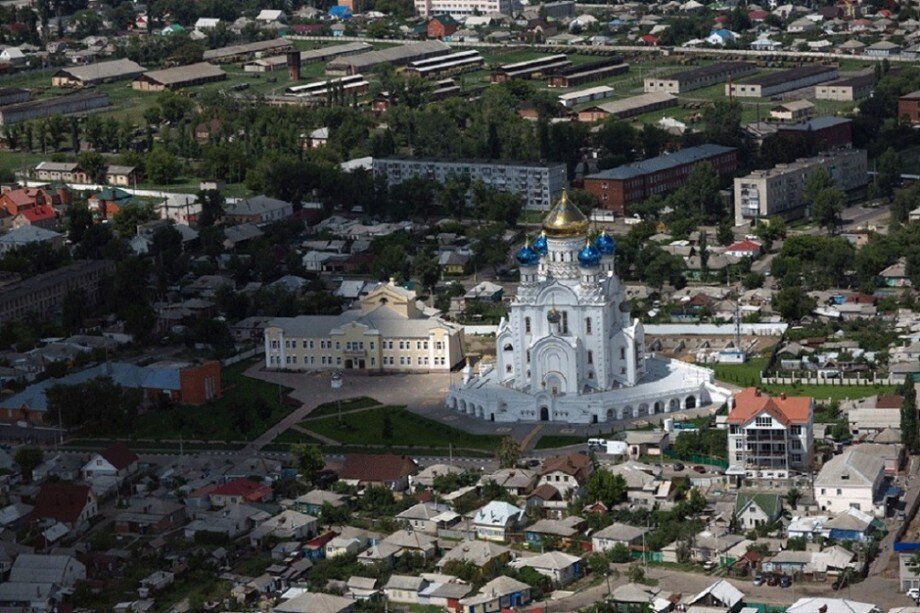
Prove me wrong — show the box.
[264,282,464,373]
[734,148,867,225]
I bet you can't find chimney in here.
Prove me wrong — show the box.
[287,51,301,81]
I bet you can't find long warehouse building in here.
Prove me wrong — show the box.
[583,144,738,215]
[326,41,450,76]
[51,58,147,87]
[547,57,628,88]
[373,157,567,210]
[202,38,294,63]
[727,65,838,98]
[491,55,571,83]
[644,61,756,94]
[243,42,373,72]
[0,91,109,125]
[577,92,676,122]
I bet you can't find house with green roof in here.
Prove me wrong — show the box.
[734,492,782,530]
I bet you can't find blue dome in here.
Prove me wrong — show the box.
[515,244,539,267]
[532,233,548,256]
[595,232,616,255]
[578,242,601,267]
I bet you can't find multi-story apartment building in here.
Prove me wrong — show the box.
[264,282,464,373]
[0,260,114,326]
[373,157,567,210]
[733,148,867,225]
[414,0,512,16]
[726,387,813,480]
[583,144,737,215]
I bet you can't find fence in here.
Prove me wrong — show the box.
[663,449,729,468]
[221,346,263,367]
[761,374,896,386]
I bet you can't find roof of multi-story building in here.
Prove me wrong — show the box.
[587,144,735,181]
[726,387,811,425]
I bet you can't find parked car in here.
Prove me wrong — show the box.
[779,575,792,588]
[673,462,685,471]
[907,588,920,601]
[753,573,764,586]
[702,561,717,570]
[692,465,706,474]
[766,574,779,587]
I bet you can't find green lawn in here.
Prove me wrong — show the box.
[128,360,295,442]
[303,405,503,451]
[712,357,769,388]
[304,396,381,420]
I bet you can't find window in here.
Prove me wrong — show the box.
[735,439,743,449]
[619,347,625,360]
[526,350,531,363]
[561,311,569,334]
[836,489,842,495]
[525,317,531,334]
[436,342,444,350]
[791,425,802,435]
[302,340,308,349]
[755,416,772,427]
[587,350,593,364]
[585,317,592,334]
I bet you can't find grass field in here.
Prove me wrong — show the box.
[303,405,504,451]
[127,360,294,442]
[304,396,381,420]
[713,356,895,401]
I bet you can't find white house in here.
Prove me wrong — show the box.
[786,598,879,613]
[396,502,458,534]
[814,448,886,516]
[723,239,763,259]
[383,575,427,605]
[471,501,525,542]
[510,551,582,586]
[249,510,317,546]
[734,493,782,530]
[81,442,139,483]
[592,522,649,552]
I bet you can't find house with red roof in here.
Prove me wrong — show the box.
[724,239,763,259]
[82,442,139,483]
[29,483,98,533]
[338,454,418,491]
[0,187,48,216]
[726,388,814,480]
[12,204,58,230]
[640,34,660,45]
[209,478,273,507]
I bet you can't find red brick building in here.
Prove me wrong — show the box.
[427,15,459,39]
[583,144,738,215]
[776,116,852,151]
[899,90,920,125]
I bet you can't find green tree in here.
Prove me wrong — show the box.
[627,563,646,584]
[585,469,628,508]
[111,202,157,238]
[61,288,87,334]
[381,412,394,441]
[876,147,902,198]
[78,151,107,183]
[292,443,326,482]
[901,381,918,453]
[811,187,845,235]
[496,436,521,468]
[785,487,801,510]
[145,146,181,184]
[196,189,225,228]
[413,251,440,297]
[14,446,43,481]
[703,99,743,147]
[773,286,816,321]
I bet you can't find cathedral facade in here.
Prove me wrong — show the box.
[446,192,729,424]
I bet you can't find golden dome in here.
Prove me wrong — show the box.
[542,190,589,238]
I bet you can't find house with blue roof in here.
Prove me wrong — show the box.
[707,28,738,45]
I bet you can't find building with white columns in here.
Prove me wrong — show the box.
[446,192,729,424]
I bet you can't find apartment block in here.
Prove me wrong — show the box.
[726,387,814,480]
[733,148,867,225]
[414,0,512,16]
[0,260,114,325]
[264,282,464,373]
[373,157,566,210]
[583,144,737,215]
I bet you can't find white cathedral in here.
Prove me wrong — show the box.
[446,191,730,424]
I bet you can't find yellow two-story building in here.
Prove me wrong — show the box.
[263,281,464,372]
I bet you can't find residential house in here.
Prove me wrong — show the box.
[427,15,460,38]
[29,483,98,533]
[34,161,89,183]
[458,576,531,613]
[524,516,585,547]
[12,205,57,230]
[483,467,538,495]
[396,502,459,534]
[379,529,439,559]
[0,554,86,612]
[346,576,378,600]
[184,504,270,540]
[0,226,64,255]
[325,527,379,558]
[609,583,675,612]
[273,592,355,612]
[538,453,592,496]
[814,448,886,516]
[250,510,318,546]
[723,240,763,259]
[726,387,814,479]
[209,478,274,507]
[412,463,465,489]
[293,489,349,516]
[105,165,141,187]
[625,430,670,458]
[510,551,582,586]
[470,500,525,542]
[225,195,293,226]
[114,499,186,535]
[383,575,427,605]
[592,522,649,552]
[437,539,510,573]
[734,493,782,530]
[338,454,418,491]
[527,483,567,519]
[687,579,745,613]
[786,599,878,613]
[81,441,139,483]
[823,506,878,542]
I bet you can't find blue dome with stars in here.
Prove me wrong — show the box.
[595,232,616,256]
[532,232,548,256]
[515,244,540,267]
[578,242,601,267]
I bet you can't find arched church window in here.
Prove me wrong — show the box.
[587,350,593,364]
[526,350,531,363]
[561,311,569,334]
[585,317,592,334]
[503,344,513,352]
[620,347,626,360]
[525,317,531,334]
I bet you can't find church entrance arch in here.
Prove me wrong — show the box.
[540,406,550,421]
[606,408,614,421]
[669,398,680,411]
[543,372,565,396]
[685,395,697,409]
